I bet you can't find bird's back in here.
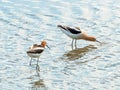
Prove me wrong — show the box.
[27,44,44,54]
[60,26,83,39]
[65,26,81,34]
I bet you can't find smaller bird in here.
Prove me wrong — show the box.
[57,25,101,48]
[27,40,49,65]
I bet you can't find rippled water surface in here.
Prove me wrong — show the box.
[0,0,120,90]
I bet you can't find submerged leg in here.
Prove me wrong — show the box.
[36,65,40,74]
[29,58,32,65]
[37,57,39,65]
[36,57,40,71]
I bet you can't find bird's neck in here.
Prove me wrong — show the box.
[41,44,46,48]
[83,34,95,41]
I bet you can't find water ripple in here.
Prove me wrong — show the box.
[0,0,120,90]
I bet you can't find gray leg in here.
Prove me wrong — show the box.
[71,39,74,49]
[29,58,32,65]
[75,40,77,48]
[37,57,39,65]
[36,57,40,71]
[36,64,40,71]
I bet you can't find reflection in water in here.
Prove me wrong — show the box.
[29,64,47,90]
[0,0,119,89]
[63,45,97,60]
[30,79,47,90]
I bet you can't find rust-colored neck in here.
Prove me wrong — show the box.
[41,44,46,48]
[83,34,96,41]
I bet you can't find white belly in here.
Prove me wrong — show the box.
[27,53,41,58]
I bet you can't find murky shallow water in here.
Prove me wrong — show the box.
[0,0,120,90]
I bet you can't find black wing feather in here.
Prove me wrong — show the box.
[27,49,44,54]
[58,25,81,34]
[66,26,81,34]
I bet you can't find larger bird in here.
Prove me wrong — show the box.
[57,25,100,48]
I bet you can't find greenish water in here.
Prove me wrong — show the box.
[0,0,120,90]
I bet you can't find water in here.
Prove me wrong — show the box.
[0,0,120,90]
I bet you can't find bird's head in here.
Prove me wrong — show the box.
[83,33,101,43]
[41,41,47,47]
[89,36,96,42]
[89,36,101,43]
[41,40,50,49]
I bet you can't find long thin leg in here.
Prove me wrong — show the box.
[71,39,74,49]
[29,58,32,66]
[37,57,39,65]
[71,39,74,46]
[75,40,77,48]
[36,57,40,71]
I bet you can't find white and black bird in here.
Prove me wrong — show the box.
[27,40,49,65]
[57,25,100,48]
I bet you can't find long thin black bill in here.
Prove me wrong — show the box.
[96,40,102,43]
[46,45,50,49]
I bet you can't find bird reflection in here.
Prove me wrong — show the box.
[29,79,47,90]
[63,45,97,60]
[29,64,47,90]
